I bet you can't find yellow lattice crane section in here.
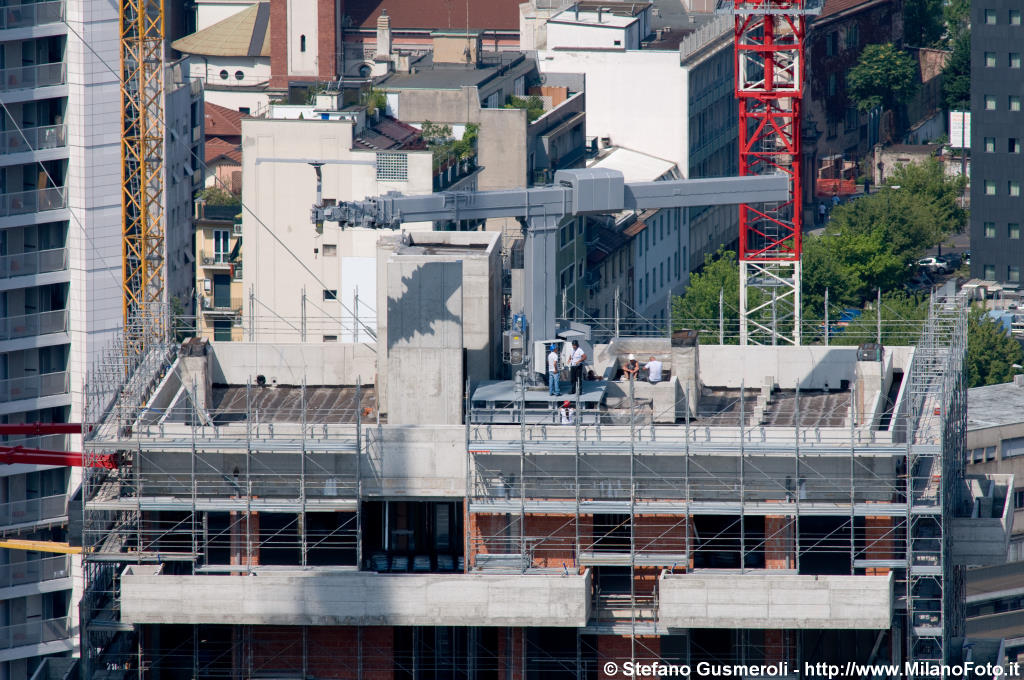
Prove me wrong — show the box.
[121,0,166,355]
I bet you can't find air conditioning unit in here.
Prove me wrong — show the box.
[232,224,242,236]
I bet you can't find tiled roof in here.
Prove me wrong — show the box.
[818,0,879,19]
[205,102,244,138]
[205,137,242,165]
[352,116,427,151]
[344,0,522,31]
[172,2,270,57]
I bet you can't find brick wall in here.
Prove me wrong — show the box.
[230,509,259,568]
[598,635,661,679]
[248,626,394,680]
[269,0,288,88]
[865,515,894,575]
[497,627,524,680]
[317,0,337,80]
[765,514,796,569]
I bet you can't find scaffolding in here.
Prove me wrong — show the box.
[76,295,971,677]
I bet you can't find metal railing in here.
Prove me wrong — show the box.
[0,187,66,217]
[0,494,67,527]
[0,247,66,278]
[0,309,67,340]
[0,616,70,651]
[0,1,64,30]
[0,124,66,156]
[0,62,66,92]
[199,250,231,266]
[0,371,69,402]
[0,555,70,589]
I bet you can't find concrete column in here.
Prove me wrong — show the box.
[498,627,524,680]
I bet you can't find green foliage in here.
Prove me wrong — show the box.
[967,307,1024,387]
[504,95,545,123]
[943,0,970,44]
[425,123,479,170]
[942,33,971,111]
[670,249,764,344]
[819,292,930,347]
[903,0,944,46]
[420,121,453,143]
[847,44,919,113]
[197,187,240,206]
[363,88,387,115]
[888,157,967,230]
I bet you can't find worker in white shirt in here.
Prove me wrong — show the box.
[560,400,575,425]
[645,355,663,384]
[569,340,586,394]
[546,344,561,396]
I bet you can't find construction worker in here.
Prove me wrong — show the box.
[569,340,586,394]
[547,344,561,397]
[645,355,663,384]
[560,400,575,425]
[622,354,640,381]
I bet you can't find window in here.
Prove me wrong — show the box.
[844,106,858,132]
[213,229,230,262]
[825,31,837,56]
[987,446,997,461]
[219,69,229,80]
[985,95,998,110]
[1010,223,1021,239]
[1012,138,1022,154]
[376,152,408,181]
[985,9,997,24]
[1016,489,1024,509]
[1013,96,1023,112]
[659,262,664,288]
[1012,9,1022,25]
[300,34,306,52]
[559,264,575,289]
[323,289,338,301]
[234,70,244,81]
[827,118,838,138]
[1012,181,1022,197]
[986,52,997,68]
[985,222,997,237]
[984,264,996,280]
[985,181,997,196]
[613,40,621,46]
[484,91,501,109]
[845,24,859,49]
[1010,266,1021,283]
[1003,438,1024,458]
[514,76,525,97]
[827,73,837,96]
[1012,53,1022,69]
[323,244,337,256]
[985,137,996,152]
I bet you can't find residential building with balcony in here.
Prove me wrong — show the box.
[0,3,201,677]
[195,203,243,341]
[73,238,1005,676]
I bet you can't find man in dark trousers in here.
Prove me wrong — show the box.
[569,340,586,395]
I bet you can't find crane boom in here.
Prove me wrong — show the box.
[313,168,788,367]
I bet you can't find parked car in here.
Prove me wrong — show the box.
[916,256,952,274]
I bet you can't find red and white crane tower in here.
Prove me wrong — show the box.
[727,0,819,345]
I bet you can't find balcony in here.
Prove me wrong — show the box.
[0,310,67,341]
[0,187,66,218]
[199,251,233,270]
[0,494,67,528]
[0,555,70,590]
[0,616,70,651]
[952,473,1015,566]
[199,294,242,317]
[0,1,65,30]
[0,124,66,157]
[0,371,69,402]
[0,63,66,93]
[120,565,592,628]
[658,571,893,629]
[0,248,66,279]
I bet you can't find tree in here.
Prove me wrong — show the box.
[197,187,239,206]
[942,33,971,111]
[967,307,1024,387]
[943,0,970,44]
[887,157,967,231]
[821,292,929,347]
[670,249,768,344]
[847,43,919,113]
[903,0,944,46]
[504,95,545,123]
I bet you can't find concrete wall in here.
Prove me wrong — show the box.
[286,0,317,76]
[363,425,467,496]
[658,572,893,629]
[121,566,592,627]
[699,345,861,391]
[546,21,636,51]
[209,341,377,386]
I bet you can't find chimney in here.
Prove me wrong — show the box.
[375,10,392,59]
[1014,374,1024,388]
[597,6,603,23]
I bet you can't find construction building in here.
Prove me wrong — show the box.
[70,203,1008,679]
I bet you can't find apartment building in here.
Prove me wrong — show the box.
[970,0,1024,286]
[72,204,1007,678]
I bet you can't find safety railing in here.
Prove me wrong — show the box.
[0,187,66,217]
[0,494,67,527]
[0,247,66,278]
[0,124,66,156]
[0,309,67,341]
[0,1,64,30]
[0,62,66,92]
[0,371,69,402]
[0,616,70,651]
[0,555,70,589]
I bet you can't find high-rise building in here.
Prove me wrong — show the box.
[970,1,1024,285]
[0,3,201,676]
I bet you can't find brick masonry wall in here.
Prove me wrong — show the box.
[598,635,661,679]
[269,0,288,88]
[249,626,394,680]
[318,0,337,80]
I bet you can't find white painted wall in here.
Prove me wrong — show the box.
[203,88,270,115]
[241,118,434,343]
[698,344,863,391]
[634,207,689,319]
[195,0,255,30]
[538,49,689,177]
[191,56,271,88]
[546,21,634,50]
[287,0,318,77]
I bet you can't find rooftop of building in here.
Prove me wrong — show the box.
[588,147,678,183]
[204,137,242,165]
[353,116,427,151]
[550,3,650,28]
[817,0,881,20]
[344,0,523,32]
[207,385,377,425]
[378,52,528,91]
[172,2,270,57]
[205,102,245,139]
[968,380,1024,431]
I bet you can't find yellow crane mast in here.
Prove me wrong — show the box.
[121,0,166,354]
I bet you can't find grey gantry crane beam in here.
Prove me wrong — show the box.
[311,168,788,368]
